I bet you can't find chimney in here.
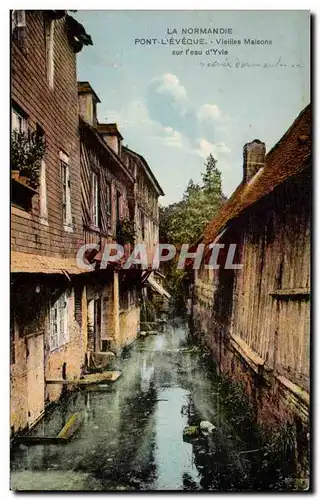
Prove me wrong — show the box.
[243,140,265,183]
[77,81,100,127]
[97,123,123,156]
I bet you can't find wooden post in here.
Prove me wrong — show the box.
[82,285,88,355]
[113,270,120,346]
[87,299,95,352]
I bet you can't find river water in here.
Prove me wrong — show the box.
[10,318,294,491]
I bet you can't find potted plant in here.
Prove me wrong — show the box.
[11,130,45,190]
[116,217,136,245]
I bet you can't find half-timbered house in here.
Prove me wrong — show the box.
[78,82,143,356]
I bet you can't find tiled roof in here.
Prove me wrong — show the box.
[202,104,311,245]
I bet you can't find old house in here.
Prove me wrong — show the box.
[78,82,142,355]
[193,105,311,468]
[10,10,93,436]
[10,12,166,439]
[122,146,169,304]
[122,146,164,260]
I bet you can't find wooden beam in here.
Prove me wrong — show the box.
[229,333,265,375]
[277,375,309,406]
[46,370,122,385]
[270,288,310,298]
[57,412,82,440]
[16,412,83,445]
[16,436,68,445]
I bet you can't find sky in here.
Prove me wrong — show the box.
[74,10,310,206]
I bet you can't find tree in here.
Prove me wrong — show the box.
[184,179,201,200]
[164,154,225,245]
[159,154,226,307]
[202,153,222,198]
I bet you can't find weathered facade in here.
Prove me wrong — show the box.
[122,146,164,264]
[10,14,165,438]
[121,146,166,304]
[78,82,141,354]
[11,10,93,436]
[193,105,311,471]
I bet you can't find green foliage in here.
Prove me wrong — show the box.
[159,154,226,307]
[11,130,46,189]
[116,217,135,245]
[161,153,225,245]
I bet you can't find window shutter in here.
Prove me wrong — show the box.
[50,292,70,351]
[66,167,72,226]
[74,286,82,327]
[39,159,48,222]
[50,302,58,351]
[64,294,69,344]
[91,173,99,226]
[59,296,64,346]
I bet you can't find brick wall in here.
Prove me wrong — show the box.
[11,12,84,259]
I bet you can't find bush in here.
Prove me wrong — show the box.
[11,130,45,189]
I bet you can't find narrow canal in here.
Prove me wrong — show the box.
[11,319,294,491]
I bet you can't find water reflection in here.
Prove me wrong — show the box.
[10,319,289,491]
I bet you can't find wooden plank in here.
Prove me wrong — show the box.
[16,436,68,445]
[277,375,309,406]
[46,370,122,385]
[270,288,310,297]
[56,412,82,440]
[229,333,265,375]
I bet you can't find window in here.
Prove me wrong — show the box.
[45,18,55,88]
[74,286,82,327]
[119,280,129,311]
[60,152,72,230]
[153,221,158,244]
[39,159,48,224]
[140,211,145,240]
[12,10,26,47]
[106,182,112,229]
[106,182,111,215]
[116,191,121,222]
[50,292,70,351]
[91,172,99,227]
[35,126,48,224]
[11,106,35,212]
[129,287,136,307]
[11,107,27,137]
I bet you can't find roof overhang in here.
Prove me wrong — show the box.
[79,117,134,184]
[11,251,92,275]
[123,146,164,196]
[77,81,101,103]
[145,273,170,299]
[97,123,123,140]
